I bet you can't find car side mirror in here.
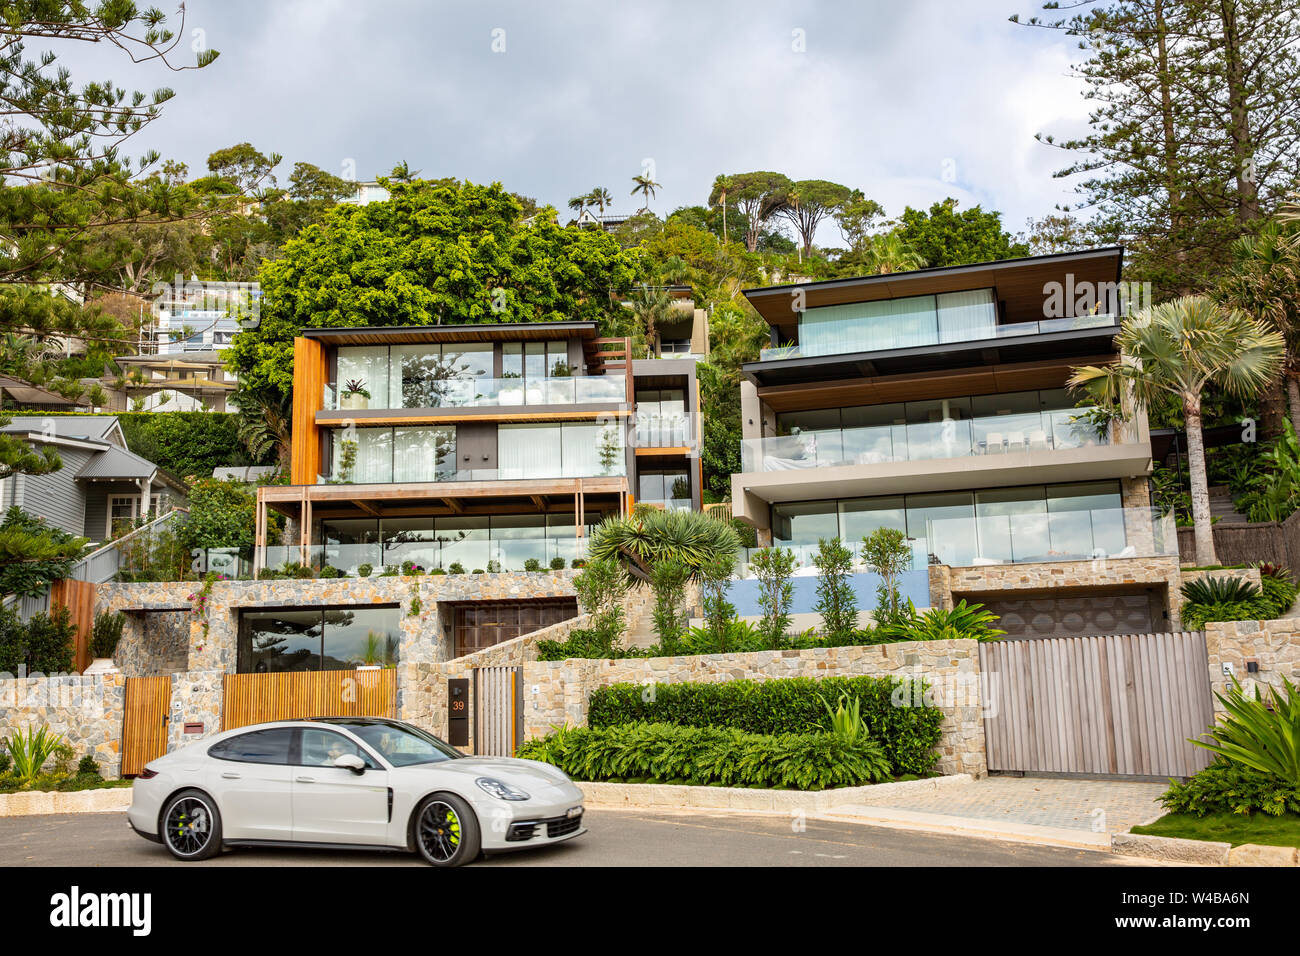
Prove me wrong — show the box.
[333,753,366,774]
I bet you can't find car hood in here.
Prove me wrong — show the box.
[399,756,577,792]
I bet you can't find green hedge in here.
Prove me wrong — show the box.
[517,722,891,790]
[587,675,943,777]
[115,412,272,479]
[1159,760,1300,817]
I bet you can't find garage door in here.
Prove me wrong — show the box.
[968,588,1165,640]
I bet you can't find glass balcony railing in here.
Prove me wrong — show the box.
[758,313,1119,362]
[632,414,693,448]
[323,374,625,411]
[740,407,1114,473]
[258,538,589,576]
[737,507,1177,577]
[317,464,625,485]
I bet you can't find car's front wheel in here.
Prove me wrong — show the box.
[413,793,480,867]
[160,789,222,861]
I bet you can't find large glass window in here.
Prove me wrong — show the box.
[337,347,389,407]
[393,426,456,482]
[498,422,624,479]
[797,288,998,357]
[381,518,439,569]
[237,606,400,674]
[332,427,393,483]
[772,501,839,546]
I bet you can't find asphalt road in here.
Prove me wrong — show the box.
[0,809,1129,867]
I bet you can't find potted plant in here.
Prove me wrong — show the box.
[87,611,125,674]
[341,378,370,410]
[356,631,389,670]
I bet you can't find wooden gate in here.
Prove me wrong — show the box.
[978,632,1216,779]
[474,666,522,757]
[222,669,397,730]
[121,676,172,776]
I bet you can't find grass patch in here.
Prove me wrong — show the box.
[1131,812,1300,848]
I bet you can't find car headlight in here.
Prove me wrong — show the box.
[475,777,530,801]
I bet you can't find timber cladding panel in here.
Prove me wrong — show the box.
[978,631,1215,779]
[221,669,397,730]
[121,676,172,776]
[290,335,326,485]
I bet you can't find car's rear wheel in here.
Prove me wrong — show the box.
[414,793,480,867]
[161,789,222,861]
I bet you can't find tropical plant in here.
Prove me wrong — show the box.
[1160,759,1300,818]
[857,231,926,275]
[1194,677,1300,785]
[879,600,1006,642]
[813,537,857,644]
[818,692,867,742]
[588,186,613,216]
[749,546,796,648]
[630,172,661,212]
[1181,576,1261,606]
[1070,296,1285,565]
[589,508,739,584]
[4,725,63,784]
[1235,420,1300,523]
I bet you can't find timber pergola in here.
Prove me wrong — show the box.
[254,476,629,576]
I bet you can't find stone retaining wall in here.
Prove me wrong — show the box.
[1205,618,1300,704]
[517,640,988,778]
[0,674,126,776]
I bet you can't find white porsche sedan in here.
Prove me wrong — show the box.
[128,717,586,866]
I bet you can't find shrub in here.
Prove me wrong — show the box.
[357,563,373,577]
[536,629,643,661]
[549,556,567,571]
[649,558,690,652]
[587,674,944,777]
[76,756,100,777]
[20,607,76,673]
[1196,676,1299,783]
[4,725,63,783]
[1181,575,1260,606]
[447,562,466,575]
[523,558,542,572]
[571,558,586,569]
[517,722,891,790]
[862,527,912,629]
[1181,600,1272,630]
[590,509,740,583]
[317,564,342,579]
[749,546,796,648]
[878,600,1005,642]
[813,537,857,644]
[90,611,125,660]
[1160,759,1300,817]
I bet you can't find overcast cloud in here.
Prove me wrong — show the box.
[70,0,1092,244]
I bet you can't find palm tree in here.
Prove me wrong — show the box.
[628,284,675,357]
[712,174,733,244]
[1217,224,1300,433]
[389,161,420,183]
[589,187,613,216]
[1069,296,1284,565]
[861,232,925,275]
[567,195,589,219]
[235,389,293,474]
[589,508,740,584]
[630,173,661,212]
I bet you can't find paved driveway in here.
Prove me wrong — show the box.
[841,775,1168,833]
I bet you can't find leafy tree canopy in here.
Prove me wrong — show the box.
[228,178,641,402]
[895,199,1030,268]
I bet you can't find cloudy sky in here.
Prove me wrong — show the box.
[72,0,1093,244]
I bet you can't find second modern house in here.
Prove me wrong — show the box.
[255,321,703,576]
[731,249,1180,639]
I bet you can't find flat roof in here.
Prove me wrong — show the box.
[299,321,601,347]
[742,247,1124,331]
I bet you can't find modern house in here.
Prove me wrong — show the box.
[107,351,238,412]
[254,322,703,577]
[731,248,1179,639]
[0,415,186,543]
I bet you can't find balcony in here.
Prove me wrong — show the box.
[260,537,589,576]
[739,507,1177,576]
[323,374,625,411]
[741,407,1109,473]
[758,313,1118,362]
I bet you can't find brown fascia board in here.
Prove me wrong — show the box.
[742,247,1125,328]
[298,321,600,345]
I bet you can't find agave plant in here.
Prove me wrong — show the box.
[5,725,64,784]
[589,509,740,583]
[1194,677,1300,785]
[1180,575,1261,605]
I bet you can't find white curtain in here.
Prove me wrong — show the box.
[499,424,560,479]
[937,289,997,343]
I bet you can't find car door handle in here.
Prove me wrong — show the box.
[296,776,315,783]
[221,772,240,779]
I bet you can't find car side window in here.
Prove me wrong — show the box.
[208,728,294,765]
[298,728,380,769]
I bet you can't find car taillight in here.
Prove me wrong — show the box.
[138,767,158,779]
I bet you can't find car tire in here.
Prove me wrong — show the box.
[413,793,481,867]
[160,789,223,861]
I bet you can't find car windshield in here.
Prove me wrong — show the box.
[322,720,462,767]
